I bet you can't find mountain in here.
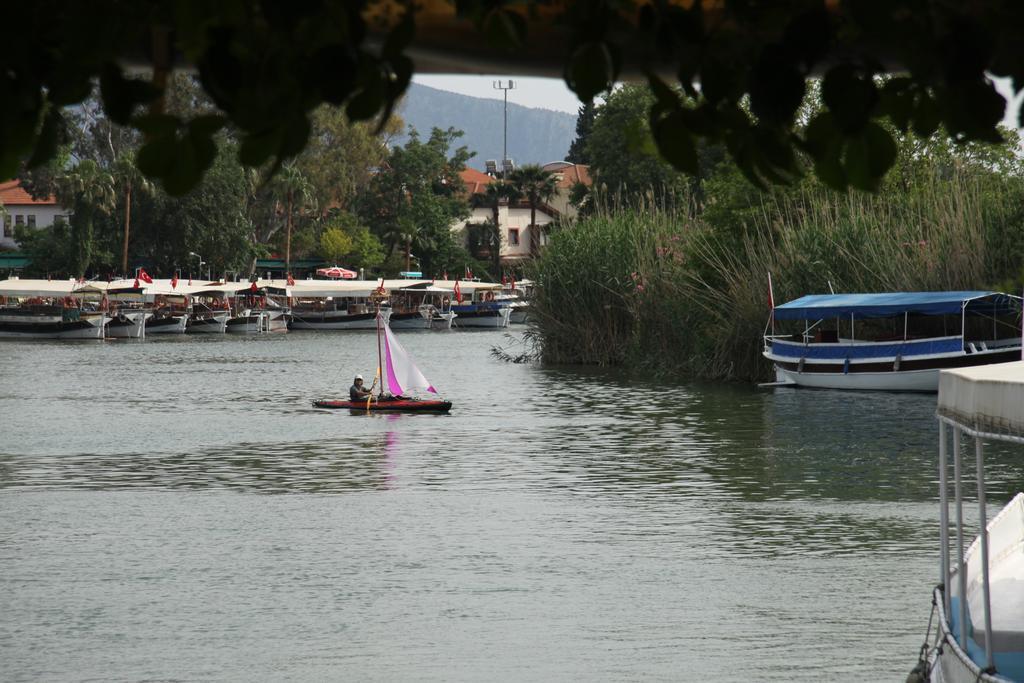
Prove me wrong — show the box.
[396,83,578,170]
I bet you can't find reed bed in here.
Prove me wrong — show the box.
[530,165,1024,382]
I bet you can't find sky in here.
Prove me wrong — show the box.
[412,75,583,114]
[414,74,1023,130]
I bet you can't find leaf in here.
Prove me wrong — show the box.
[941,80,1005,142]
[911,91,941,138]
[878,78,914,132]
[844,122,896,192]
[566,42,617,102]
[748,45,805,127]
[821,64,878,134]
[100,63,161,125]
[383,10,415,59]
[133,113,180,138]
[26,107,64,169]
[803,112,847,190]
[239,127,281,167]
[651,110,698,174]
[482,8,526,49]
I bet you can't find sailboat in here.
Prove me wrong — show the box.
[314,310,452,413]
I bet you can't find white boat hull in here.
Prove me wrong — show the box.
[452,307,511,328]
[106,312,152,339]
[0,313,107,339]
[773,365,940,391]
[290,309,391,330]
[146,315,188,334]
[188,312,229,334]
[226,311,269,334]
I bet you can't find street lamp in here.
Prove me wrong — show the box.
[493,80,516,175]
[188,251,206,280]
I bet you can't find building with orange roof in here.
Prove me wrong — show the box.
[453,162,591,263]
[0,180,68,250]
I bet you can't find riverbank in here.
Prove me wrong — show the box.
[531,163,1024,382]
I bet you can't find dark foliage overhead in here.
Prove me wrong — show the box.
[2,1,1019,195]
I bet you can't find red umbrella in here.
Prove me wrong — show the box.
[316,266,358,279]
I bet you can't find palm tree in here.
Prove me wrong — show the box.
[471,180,521,276]
[112,152,153,276]
[54,160,116,278]
[509,165,558,257]
[272,164,317,273]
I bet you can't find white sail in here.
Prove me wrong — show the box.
[382,322,437,395]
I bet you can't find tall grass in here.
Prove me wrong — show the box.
[530,166,1024,382]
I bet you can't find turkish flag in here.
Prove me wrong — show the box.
[139,268,153,284]
[171,275,178,289]
[287,272,295,286]
[454,279,462,304]
[250,281,258,292]
[133,278,140,288]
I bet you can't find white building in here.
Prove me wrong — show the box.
[0,180,68,250]
[454,163,591,264]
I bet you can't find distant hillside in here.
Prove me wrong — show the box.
[396,83,577,170]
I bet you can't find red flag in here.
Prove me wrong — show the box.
[133,278,140,288]
[139,268,153,284]
[171,275,178,289]
[188,276,192,285]
[511,276,516,292]
[443,270,448,280]
[287,272,295,286]
[454,279,462,304]
[502,275,507,286]
[250,281,258,292]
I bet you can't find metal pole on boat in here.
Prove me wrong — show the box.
[939,421,951,615]
[903,312,908,341]
[376,303,384,399]
[850,313,855,341]
[975,435,995,671]
[953,428,968,650]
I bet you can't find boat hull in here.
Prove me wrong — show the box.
[146,314,188,334]
[290,309,391,330]
[314,398,452,413]
[766,344,1021,392]
[226,312,269,334]
[387,311,431,330]
[0,314,107,339]
[187,313,228,334]
[106,312,152,339]
[451,305,511,328]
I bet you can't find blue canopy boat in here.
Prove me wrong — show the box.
[763,291,1022,391]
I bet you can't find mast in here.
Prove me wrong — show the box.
[376,303,384,398]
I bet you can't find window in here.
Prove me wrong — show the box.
[2,215,10,237]
[508,228,519,246]
[15,215,24,226]
[27,215,35,228]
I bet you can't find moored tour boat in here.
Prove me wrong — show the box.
[763,291,1022,391]
[0,279,108,340]
[911,362,1024,682]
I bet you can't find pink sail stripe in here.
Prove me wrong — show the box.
[382,323,438,395]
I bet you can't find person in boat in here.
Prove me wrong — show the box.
[349,374,372,401]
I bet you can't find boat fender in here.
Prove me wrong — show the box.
[484,291,494,302]
[843,358,850,375]
[798,357,805,374]
[442,297,450,307]
[894,354,901,372]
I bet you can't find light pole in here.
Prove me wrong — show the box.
[188,252,206,280]
[492,80,516,173]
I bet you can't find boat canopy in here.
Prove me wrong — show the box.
[773,291,1021,320]
[938,361,1024,436]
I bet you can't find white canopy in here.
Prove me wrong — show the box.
[0,278,102,297]
[938,361,1024,435]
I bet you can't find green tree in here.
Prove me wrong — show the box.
[586,85,689,208]
[356,127,472,276]
[509,165,557,257]
[129,139,254,277]
[112,151,153,276]
[566,100,597,165]
[53,160,117,277]
[319,227,354,263]
[470,180,520,277]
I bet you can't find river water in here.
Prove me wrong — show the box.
[1,330,1019,681]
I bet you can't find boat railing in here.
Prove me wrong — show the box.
[935,411,1024,676]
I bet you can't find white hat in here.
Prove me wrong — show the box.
[355,374,363,381]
